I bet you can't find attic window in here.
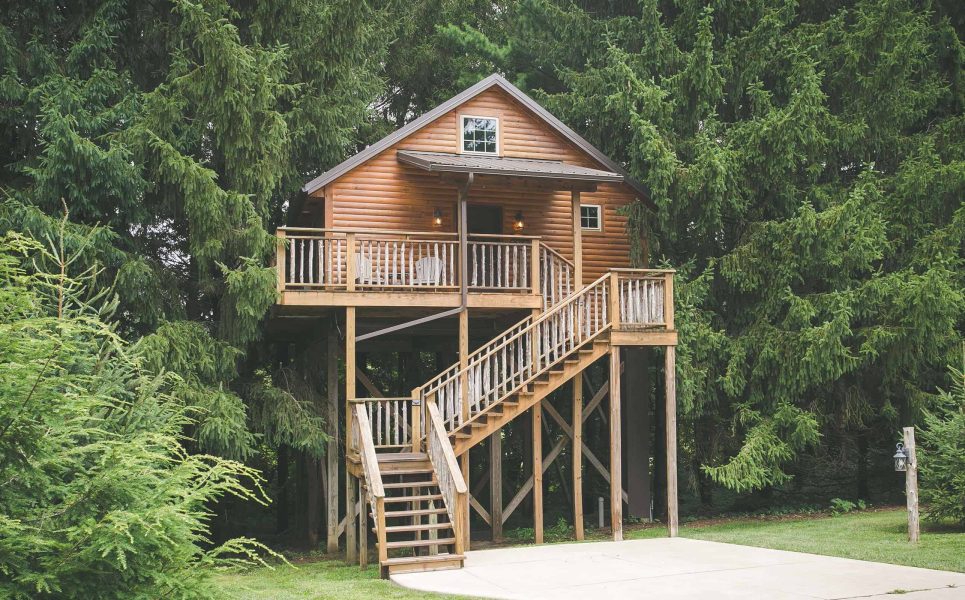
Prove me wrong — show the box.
[462,116,498,154]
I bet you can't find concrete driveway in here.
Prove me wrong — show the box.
[391,537,965,599]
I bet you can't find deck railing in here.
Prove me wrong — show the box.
[417,269,673,434]
[351,397,415,450]
[277,228,574,298]
[425,401,467,555]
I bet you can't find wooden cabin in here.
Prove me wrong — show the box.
[273,74,679,577]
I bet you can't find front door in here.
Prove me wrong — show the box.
[467,204,502,234]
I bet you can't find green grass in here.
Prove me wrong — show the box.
[213,557,478,600]
[214,509,963,599]
[628,508,965,573]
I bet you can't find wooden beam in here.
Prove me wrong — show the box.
[533,401,544,544]
[490,432,503,541]
[458,308,470,550]
[572,190,583,287]
[573,379,585,540]
[610,347,623,541]
[469,494,492,526]
[358,485,368,568]
[904,426,919,542]
[326,331,339,553]
[345,474,357,563]
[666,346,679,537]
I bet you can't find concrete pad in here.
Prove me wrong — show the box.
[391,538,965,600]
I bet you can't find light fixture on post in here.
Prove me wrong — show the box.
[433,208,443,227]
[513,210,525,232]
[893,442,908,472]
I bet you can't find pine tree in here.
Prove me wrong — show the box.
[443,0,965,497]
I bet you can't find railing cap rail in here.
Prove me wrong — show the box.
[279,226,543,241]
[610,267,676,274]
[349,397,413,403]
[539,241,574,267]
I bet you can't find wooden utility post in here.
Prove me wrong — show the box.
[903,427,919,543]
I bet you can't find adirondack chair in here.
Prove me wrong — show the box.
[413,256,444,285]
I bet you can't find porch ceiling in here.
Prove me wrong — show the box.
[396,150,624,185]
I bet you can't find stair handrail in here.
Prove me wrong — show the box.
[426,271,614,431]
[353,404,387,564]
[425,401,467,555]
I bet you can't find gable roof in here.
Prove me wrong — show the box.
[302,74,650,201]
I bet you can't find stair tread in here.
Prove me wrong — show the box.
[384,493,443,503]
[383,480,436,489]
[378,452,428,462]
[385,537,456,549]
[382,468,433,475]
[384,507,448,517]
[381,554,464,566]
[383,522,453,533]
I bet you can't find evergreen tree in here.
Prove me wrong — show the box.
[0,1,385,463]
[443,0,964,496]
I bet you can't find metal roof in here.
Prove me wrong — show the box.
[396,151,623,183]
[301,74,650,202]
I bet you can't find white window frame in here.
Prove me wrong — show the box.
[580,204,602,231]
[460,115,500,155]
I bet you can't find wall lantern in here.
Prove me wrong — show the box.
[433,208,443,227]
[893,442,908,472]
[513,210,525,232]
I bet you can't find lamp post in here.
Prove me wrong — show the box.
[894,427,919,543]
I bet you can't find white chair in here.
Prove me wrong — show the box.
[355,253,373,284]
[413,256,444,285]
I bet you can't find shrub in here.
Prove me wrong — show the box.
[919,366,965,527]
[0,232,272,599]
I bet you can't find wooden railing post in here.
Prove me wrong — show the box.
[608,272,620,331]
[411,387,422,451]
[346,232,357,292]
[530,239,541,298]
[276,229,287,297]
[663,272,674,330]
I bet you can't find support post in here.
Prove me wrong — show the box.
[530,238,541,297]
[571,190,583,287]
[346,307,356,454]
[458,308,470,550]
[572,378,585,540]
[358,484,368,568]
[490,433,503,542]
[665,346,679,537]
[904,426,919,543]
[345,474,357,563]
[610,347,623,541]
[326,332,339,553]
[533,400,544,543]
[276,229,286,298]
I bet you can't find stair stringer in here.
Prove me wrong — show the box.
[452,335,611,455]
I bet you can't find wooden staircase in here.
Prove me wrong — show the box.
[370,453,464,575]
[352,269,671,577]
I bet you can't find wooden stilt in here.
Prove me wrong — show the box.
[346,474,357,563]
[610,347,623,541]
[359,484,368,568]
[533,400,544,544]
[326,331,339,553]
[458,309,470,550]
[665,346,679,537]
[490,432,503,542]
[572,378,584,540]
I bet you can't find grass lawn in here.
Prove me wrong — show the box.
[214,508,963,599]
[213,557,477,600]
[630,507,965,573]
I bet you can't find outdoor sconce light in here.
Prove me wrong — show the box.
[893,442,908,472]
[433,208,443,227]
[513,210,525,232]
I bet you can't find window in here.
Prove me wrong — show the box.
[461,116,498,154]
[580,204,602,230]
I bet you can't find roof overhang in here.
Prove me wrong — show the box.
[301,73,652,206]
[396,151,623,190]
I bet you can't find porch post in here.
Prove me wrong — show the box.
[490,432,503,541]
[457,181,471,550]
[345,307,357,562]
[610,346,623,541]
[326,330,339,553]
[572,378,584,540]
[533,400,544,544]
[665,345,679,537]
[571,190,583,287]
